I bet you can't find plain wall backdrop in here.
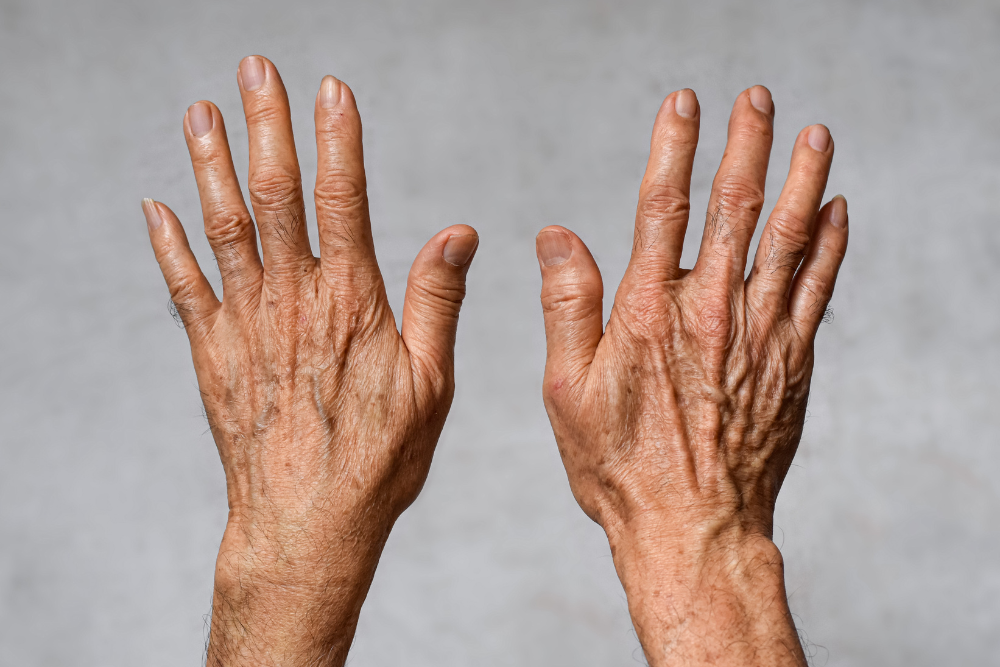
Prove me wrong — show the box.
[1,0,998,665]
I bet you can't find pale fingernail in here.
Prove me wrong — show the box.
[320,75,341,108]
[239,56,265,92]
[188,102,213,137]
[536,231,573,267]
[675,89,697,119]
[749,85,772,115]
[142,198,163,231]
[808,124,831,152]
[830,195,848,228]
[443,234,479,266]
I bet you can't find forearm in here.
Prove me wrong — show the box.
[206,517,391,667]
[607,523,806,667]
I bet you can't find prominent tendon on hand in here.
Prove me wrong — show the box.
[143,56,478,667]
[536,86,848,667]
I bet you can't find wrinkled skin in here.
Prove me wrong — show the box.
[144,56,478,666]
[536,86,848,666]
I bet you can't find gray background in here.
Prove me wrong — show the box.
[1,0,997,665]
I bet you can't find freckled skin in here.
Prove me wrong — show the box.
[144,58,478,666]
[537,88,847,666]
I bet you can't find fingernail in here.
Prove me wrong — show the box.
[675,89,697,119]
[830,195,848,228]
[443,234,479,266]
[239,56,265,92]
[749,86,772,115]
[188,101,213,137]
[808,124,831,152]
[320,75,341,108]
[142,198,163,231]
[536,231,573,267]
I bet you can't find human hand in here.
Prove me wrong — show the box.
[143,56,478,666]
[536,87,847,666]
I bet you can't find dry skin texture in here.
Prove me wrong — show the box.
[145,56,478,665]
[145,59,847,667]
[536,87,847,666]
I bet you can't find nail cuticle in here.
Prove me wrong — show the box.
[443,234,478,266]
[830,196,848,228]
[240,56,265,92]
[320,76,341,109]
[536,231,573,267]
[188,102,214,138]
[749,86,773,116]
[808,125,831,152]
[675,89,697,119]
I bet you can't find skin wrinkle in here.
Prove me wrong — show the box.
[536,87,846,667]
[144,67,845,664]
[145,58,478,666]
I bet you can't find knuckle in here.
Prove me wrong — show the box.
[189,146,220,170]
[714,175,765,216]
[249,167,302,209]
[796,273,830,302]
[767,210,813,250]
[540,283,600,318]
[166,274,202,308]
[314,173,368,214]
[317,113,360,139]
[693,300,731,339]
[819,234,847,262]
[793,158,827,182]
[736,116,774,143]
[657,123,700,148]
[151,236,175,266]
[637,184,691,223]
[205,208,253,246]
[243,102,286,128]
[328,298,379,348]
[616,287,664,332]
[411,277,466,312]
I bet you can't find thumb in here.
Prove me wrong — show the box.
[536,226,604,398]
[401,225,479,394]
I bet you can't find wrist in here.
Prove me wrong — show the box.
[604,516,804,667]
[603,503,776,572]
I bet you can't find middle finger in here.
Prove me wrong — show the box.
[238,55,314,281]
[692,86,774,288]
